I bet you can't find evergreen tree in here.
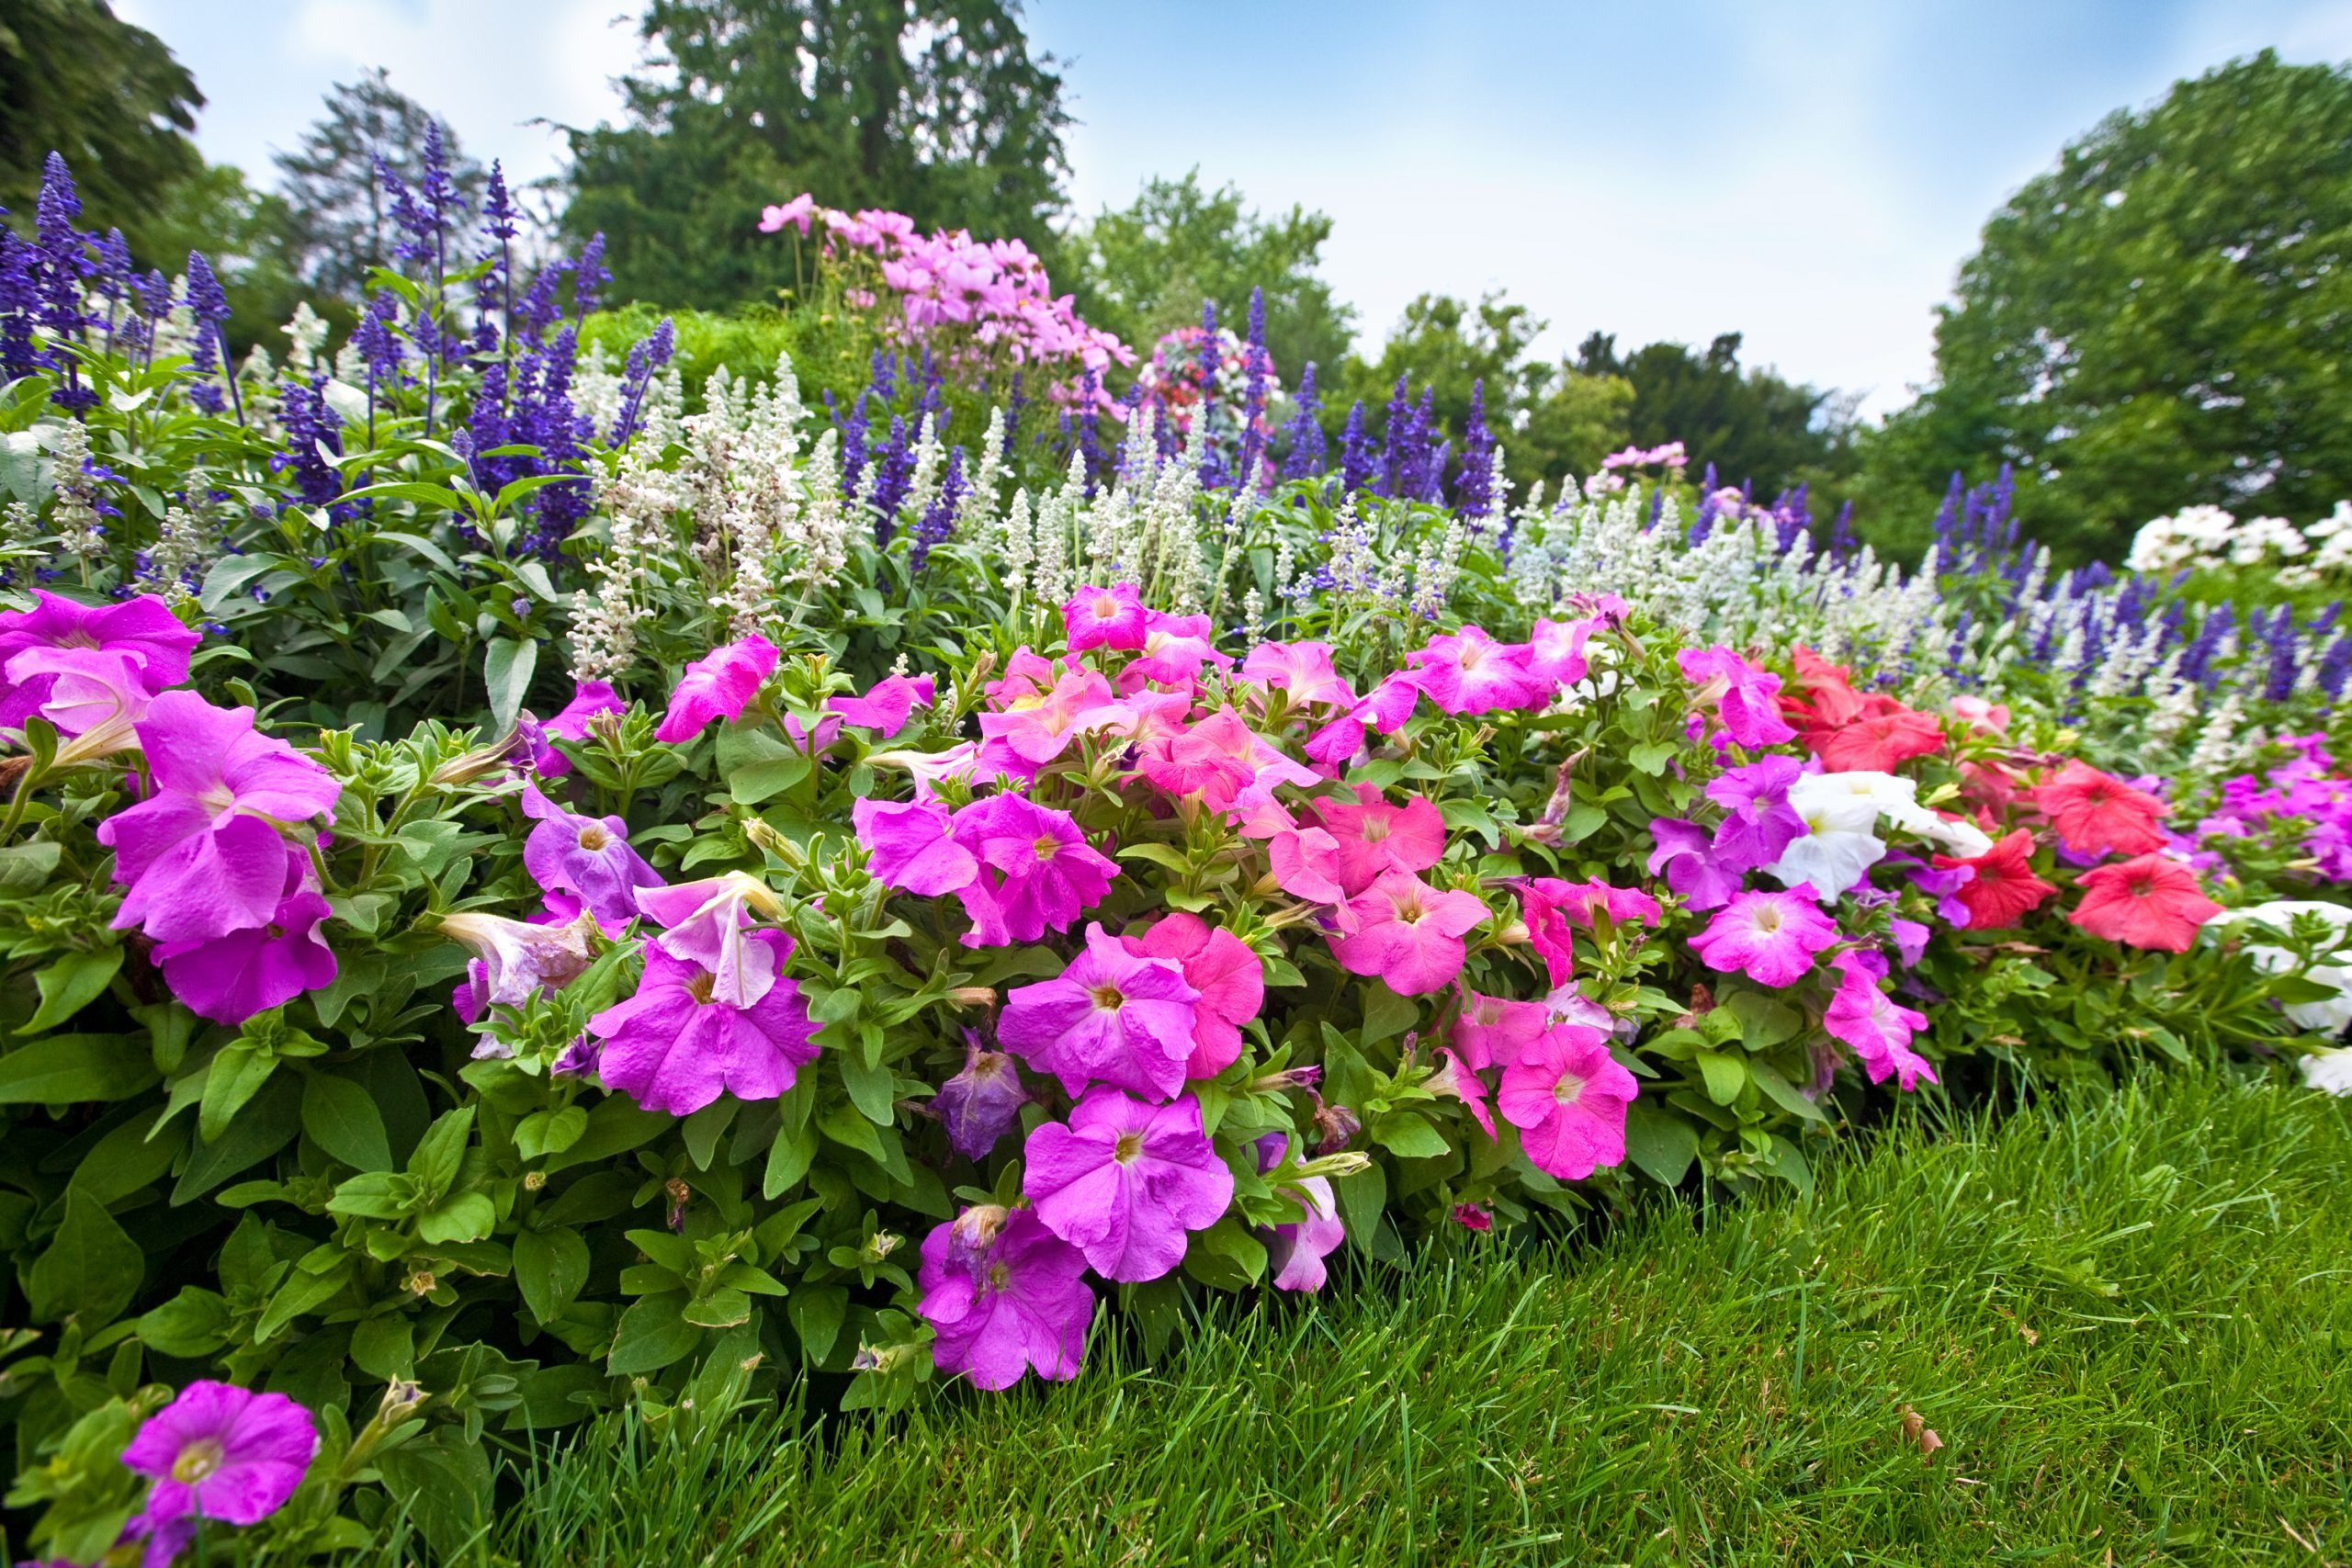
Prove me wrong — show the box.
[275,69,488,296]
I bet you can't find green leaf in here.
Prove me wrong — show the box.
[1695,1048,1747,1106]
[1628,740,1679,775]
[483,635,538,735]
[418,1190,496,1246]
[1750,1059,1829,1123]
[301,1073,394,1170]
[789,1286,847,1364]
[0,839,61,894]
[28,1189,144,1326]
[1359,981,1419,1047]
[17,945,123,1035]
[1182,1215,1268,1291]
[378,1427,493,1563]
[1370,1111,1450,1160]
[838,1048,896,1125]
[681,1100,737,1170]
[1728,991,1803,1050]
[608,1291,702,1374]
[174,1073,302,1203]
[407,1107,477,1201]
[0,1033,160,1103]
[136,1287,232,1358]
[1623,1101,1701,1188]
[1333,1163,1387,1256]
[350,1314,417,1382]
[256,1260,350,1341]
[199,1042,278,1143]
[514,1227,592,1324]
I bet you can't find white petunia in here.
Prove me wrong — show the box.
[2301,1048,2352,1097]
[1766,795,1885,903]
[2203,901,2352,1034]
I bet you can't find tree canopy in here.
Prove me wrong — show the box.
[275,68,488,298]
[563,0,1071,310]
[1574,331,1850,501]
[1070,171,1355,389]
[0,0,202,258]
[1860,51,2352,561]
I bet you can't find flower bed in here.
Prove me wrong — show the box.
[2,151,2349,1565]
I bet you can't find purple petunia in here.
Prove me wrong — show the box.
[853,795,979,897]
[586,929,820,1116]
[1704,756,1808,870]
[948,792,1118,947]
[519,782,663,927]
[154,852,336,1025]
[998,923,1200,1100]
[1022,1089,1235,1282]
[122,1381,317,1567]
[918,1205,1094,1391]
[654,635,778,743]
[933,1037,1031,1160]
[0,589,198,727]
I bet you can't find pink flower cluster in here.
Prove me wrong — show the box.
[761,194,1133,391]
[0,592,346,1027]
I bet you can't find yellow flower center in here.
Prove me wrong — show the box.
[172,1438,226,1484]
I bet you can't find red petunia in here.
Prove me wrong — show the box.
[1934,829,2057,930]
[2067,854,2222,953]
[2031,760,2169,858]
[1776,645,1866,730]
[1814,695,1947,773]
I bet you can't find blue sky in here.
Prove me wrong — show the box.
[116,0,2352,417]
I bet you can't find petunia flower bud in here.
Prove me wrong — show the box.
[933,1041,1029,1162]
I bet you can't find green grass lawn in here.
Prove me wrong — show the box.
[389,1066,2352,1566]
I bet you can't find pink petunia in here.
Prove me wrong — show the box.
[1061,583,1148,652]
[1120,912,1264,1077]
[5,645,153,759]
[1312,784,1446,897]
[1135,707,1261,807]
[1403,626,1548,716]
[1690,889,1841,987]
[949,793,1118,945]
[1267,823,1351,905]
[854,795,980,896]
[1497,1022,1639,1180]
[829,673,936,738]
[1452,987,1546,1071]
[97,692,342,946]
[918,1206,1093,1390]
[1428,1046,1497,1139]
[1121,611,1233,691]
[632,872,786,1008]
[0,589,198,726]
[976,666,1118,765]
[531,678,627,776]
[1329,871,1489,996]
[1023,1089,1235,1281]
[655,635,778,742]
[1237,640,1357,711]
[998,922,1200,1098]
[1525,616,1599,688]
[1252,1133,1347,1291]
[1822,950,1937,1090]
[585,929,820,1116]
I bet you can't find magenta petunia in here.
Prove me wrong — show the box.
[97,692,342,945]
[854,795,979,896]
[586,929,820,1116]
[520,782,663,927]
[1122,610,1233,691]
[1823,949,1937,1090]
[1496,1022,1639,1181]
[1251,1133,1346,1292]
[975,666,1118,765]
[998,922,1199,1099]
[1403,625,1549,715]
[1329,871,1488,996]
[0,589,198,727]
[1453,987,1546,1071]
[1119,912,1264,1077]
[1135,707,1261,807]
[1267,823,1350,905]
[918,1206,1093,1390]
[530,678,627,776]
[122,1380,317,1554]
[654,634,778,742]
[155,853,335,1025]
[1705,756,1808,870]
[1060,582,1148,652]
[1312,784,1446,897]
[828,673,936,737]
[1429,1045,1497,1139]
[1676,646,1797,749]
[1023,1088,1235,1282]
[1690,889,1841,987]
[949,793,1117,946]
[4,645,153,756]
[1524,615,1600,688]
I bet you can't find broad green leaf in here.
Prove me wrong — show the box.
[28,1189,144,1326]
[1623,1101,1701,1188]
[18,945,123,1035]
[0,1033,159,1103]
[1695,1048,1747,1106]
[483,636,537,735]
[514,1226,591,1324]
[301,1073,394,1171]
[608,1291,701,1374]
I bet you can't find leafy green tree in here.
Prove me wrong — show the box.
[564,0,1070,310]
[0,0,201,257]
[275,69,488,297]
[1070,170,1354,384]
[1577,331,1849,500]
[141,164,311,354]
[1859,51,2352,561]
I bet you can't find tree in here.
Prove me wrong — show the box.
[275,69,488,297]
[1577,331,1849,501]
[141,164,311,355]
[1859,51,2352,562]
[1071,171,1354,386]
[0,0,202,258]
[563,0,1071,310]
